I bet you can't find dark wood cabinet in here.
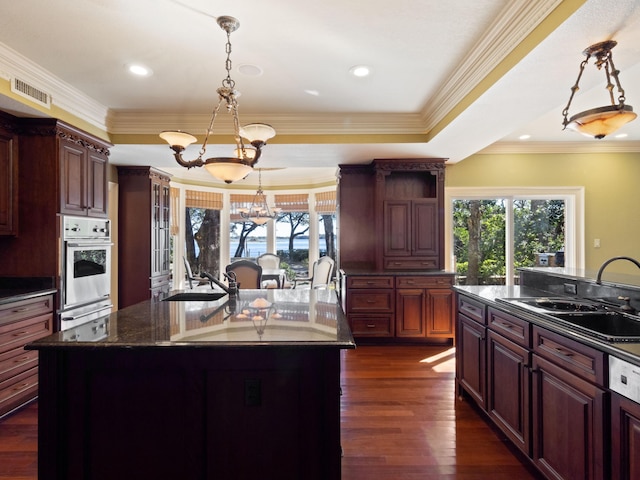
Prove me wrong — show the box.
[375,160,444,271]
[0,115,18,236]
[486,307,531,455]
[345,276,395,337]
[611,392,640,480]
[0,294,53,417]
[531,326,607,480]
[59,137,108,217]
[396,275,454,339]
[118,166,172,308]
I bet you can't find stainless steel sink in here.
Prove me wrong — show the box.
[497,297,606,312]
[552,311,640,342]
[163,292,227,302]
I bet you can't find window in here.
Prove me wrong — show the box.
[445,187,584,286]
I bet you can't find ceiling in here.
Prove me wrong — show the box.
[1,0,640,187]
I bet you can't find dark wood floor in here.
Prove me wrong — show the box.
[0,345,542,479]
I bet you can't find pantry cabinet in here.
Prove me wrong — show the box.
[118,166,172,308]
[0,115,18,236]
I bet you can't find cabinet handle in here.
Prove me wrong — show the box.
[13,355,30,364]
[12,331,29,337]
[554,347,574,357]
[12,307,30,313]
[496,321,513,329]
[366,324,376,328]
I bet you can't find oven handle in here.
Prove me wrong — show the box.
[61,304,113,322]
[66,242,113,248]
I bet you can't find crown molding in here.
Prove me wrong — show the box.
[480,140,640,155]
[0,41,109,130]
[106,111,427,136]
[420,0,564,131]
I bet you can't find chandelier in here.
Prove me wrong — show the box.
[562,40,636,139]
[238,169,281,225]
[159,16,275,183]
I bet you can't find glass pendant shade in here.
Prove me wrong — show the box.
[566,105,637,139]
[159,131,198,149]
[240,124,276,143]
[204,161,253,184]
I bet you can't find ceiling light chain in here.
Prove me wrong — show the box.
[159,15,276,183]
[562,40,636,139]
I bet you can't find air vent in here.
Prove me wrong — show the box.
[11,77,51,108]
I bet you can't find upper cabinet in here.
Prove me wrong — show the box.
[18,118,111,218]
[59,135,109,217]
[338,158,446,272]
[0,113,18,236]
[374,159,445,271]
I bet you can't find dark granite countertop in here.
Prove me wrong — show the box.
[340,267,456,276]
[454,284,640,366]
[0,288,57,306]
[27,288,355,350]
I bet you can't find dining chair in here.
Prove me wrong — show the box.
[225,260,263,289]
[256,253,281,269]
[183,256,208,289]
[294,256,335,289]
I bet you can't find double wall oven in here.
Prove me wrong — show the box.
[59,216,113,331]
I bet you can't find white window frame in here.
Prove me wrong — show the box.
[444,187,585,285]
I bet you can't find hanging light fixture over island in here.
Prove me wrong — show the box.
[159,16,275,183]
[562,40,636,139]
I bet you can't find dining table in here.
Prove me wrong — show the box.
[261,268,287,289]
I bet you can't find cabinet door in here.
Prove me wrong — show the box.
[0,128,18,236]
[457,314,486,408]
[487,330,530,455]
[412,199,438,256]
[611,392,640,480]
[395,288,425,337]
[151,179,163,277]
[86,151,108,217]
[383,200,410,257]
[425,288,453,338]
[532,354,606,480]
[60,140,87,215]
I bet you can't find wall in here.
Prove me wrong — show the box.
[445,151,640,276]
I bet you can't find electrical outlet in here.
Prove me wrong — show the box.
[594,238,601,248]
[564,283,578,295]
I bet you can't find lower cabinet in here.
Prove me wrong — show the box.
[611,391,640,480]
[0,294,53,417]
[346,273,454,342]
[456,293,610,480]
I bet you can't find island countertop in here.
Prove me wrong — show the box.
[26,287,355,349]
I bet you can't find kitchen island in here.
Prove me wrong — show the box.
[27,288,355,480]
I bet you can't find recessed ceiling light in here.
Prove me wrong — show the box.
[238,64,263,76]
[304,89,320,96]
[615,133,628,138]
[518,134,531,140]
[349,65,371,78]
[128,64,152,77]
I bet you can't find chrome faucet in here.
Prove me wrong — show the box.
[595,256,640,284]
[200,271,238,296]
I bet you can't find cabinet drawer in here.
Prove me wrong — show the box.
[0,313,53,355]
[396,276,453,289]
[0,367,38,416]
[457,294,486,325]
[533,326,605,386]
[348,290,394,313]
[383,257,438,270]
[350,315,393,336]
[347,276,394,289]
[488,307,530,347]
[0,349,38,384]
[0,294,54,326]
[151,274,171,289]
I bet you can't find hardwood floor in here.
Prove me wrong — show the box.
[0,345,542,479]
[340,345,542,480]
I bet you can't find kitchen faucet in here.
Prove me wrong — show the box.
[596,256,640,284]
[200,271,238,296]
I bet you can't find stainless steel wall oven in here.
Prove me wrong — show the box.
[59,216,112,330]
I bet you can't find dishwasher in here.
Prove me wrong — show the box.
[610,356,640,403]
